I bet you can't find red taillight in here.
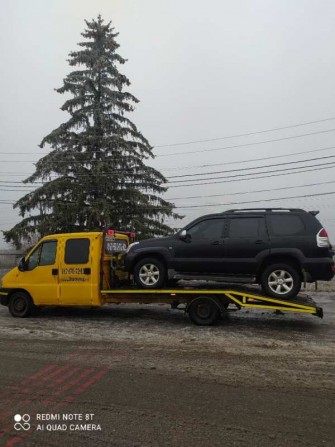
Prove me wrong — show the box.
[106,229,115,236]
[319,228,328,238]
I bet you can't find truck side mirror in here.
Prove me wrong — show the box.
[18,257,27,272]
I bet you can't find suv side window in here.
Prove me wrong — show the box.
[227,217,265,238]
[268,215,305,236]
[188,219,224,240]
[26,240,57,270]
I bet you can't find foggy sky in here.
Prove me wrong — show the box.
[1,0,335,247]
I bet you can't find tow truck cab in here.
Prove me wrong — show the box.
[0,231,130,309]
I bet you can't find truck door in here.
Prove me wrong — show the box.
[20,239,59,305]
[59,236,94,305]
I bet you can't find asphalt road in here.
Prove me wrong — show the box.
[0,293,334,447]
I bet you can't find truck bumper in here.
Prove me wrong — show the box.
[0,289,10,306]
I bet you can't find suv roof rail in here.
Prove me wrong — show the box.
[224,208,304,213]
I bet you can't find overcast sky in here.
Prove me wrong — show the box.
[1,0,335,247]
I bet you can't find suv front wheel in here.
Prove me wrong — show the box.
[260,263,301,300]
[133,257,166,289]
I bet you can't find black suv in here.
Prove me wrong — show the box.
[124,208,335,299]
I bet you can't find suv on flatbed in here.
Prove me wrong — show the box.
[124,208,335,299]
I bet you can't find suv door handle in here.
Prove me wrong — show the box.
[211,241,223,245]
[255,240,265,244]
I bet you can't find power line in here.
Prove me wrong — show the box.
[156,128,335,157]
[161,145,335,172]
[2,117,335,155]
[8,179,335,197]
[153,117,335,148]
[0,180,32,184]
[4,180,335,201]
[168,163,335,188]
[18,162,332,190]
[3,151,335,186]
[5,179,335,198]
[2,128,335,163]
[0,183,34,188]
[2,144,335,182]
[167,154,335,179]
[0,189,35,192]
[2,190,335,210]
[167,180,335,201]
[174,191,335,209]
[167,160,335,185]
[1,151,335,186]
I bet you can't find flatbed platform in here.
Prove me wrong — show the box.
[101,285,323,325]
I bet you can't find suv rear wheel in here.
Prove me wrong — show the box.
[260,263,301,299]
[133,257,166,289]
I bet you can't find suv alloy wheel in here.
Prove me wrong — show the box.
[133,257,166,289]
[260,263,301,299]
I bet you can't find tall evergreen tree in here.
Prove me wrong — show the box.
[4,16,180,248]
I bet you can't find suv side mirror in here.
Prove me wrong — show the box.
[179,230,191,243]
[18,257,27,272]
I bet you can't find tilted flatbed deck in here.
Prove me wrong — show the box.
[101,286,323,325]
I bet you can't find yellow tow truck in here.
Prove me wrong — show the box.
[0,230,323,325]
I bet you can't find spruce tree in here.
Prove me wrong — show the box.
[4,16,179,248]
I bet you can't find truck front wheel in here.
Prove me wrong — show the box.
[8,291,34,318]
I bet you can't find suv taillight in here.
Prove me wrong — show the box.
[317,228,330,247]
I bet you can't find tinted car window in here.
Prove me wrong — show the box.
[188,219,224,240]
[228,217,265,238]
[268,215,305,236]
[65,238,90,264]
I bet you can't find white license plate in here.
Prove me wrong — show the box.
[105,239,128,254]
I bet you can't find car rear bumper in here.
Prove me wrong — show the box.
[303,259,335,281]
